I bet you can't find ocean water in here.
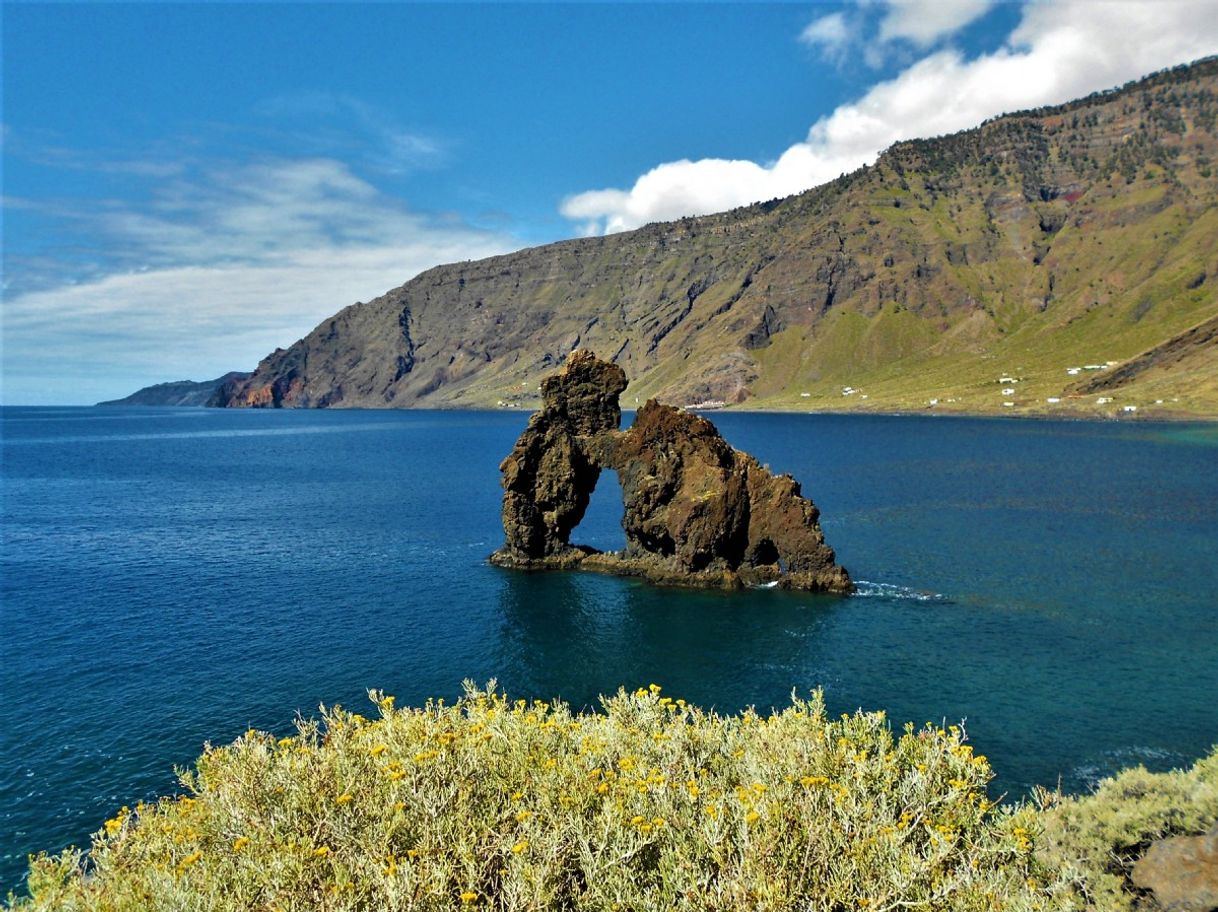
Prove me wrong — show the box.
[2,406,1217,894]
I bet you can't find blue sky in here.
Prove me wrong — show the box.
[4,1,1217,404]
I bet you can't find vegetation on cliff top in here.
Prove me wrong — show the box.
[11,684,1216,910]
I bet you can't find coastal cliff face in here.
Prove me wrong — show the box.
[213,59,1218,417]
[490,351,852,593]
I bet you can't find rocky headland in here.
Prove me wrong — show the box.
[97,372,250,407]
[489,350,852,593]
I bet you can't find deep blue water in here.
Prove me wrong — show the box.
[2,406,1217,895]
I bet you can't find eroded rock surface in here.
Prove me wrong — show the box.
[490,350,852,593]
[1132,823,1218,912]
[498,352,626,562]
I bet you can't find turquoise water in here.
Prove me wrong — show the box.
[2,407,1217,894]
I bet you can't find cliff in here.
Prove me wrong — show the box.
[213,58,1218,418]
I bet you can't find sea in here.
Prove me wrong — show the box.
[2,406,1217,895]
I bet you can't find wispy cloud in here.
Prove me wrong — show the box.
[800,0,993,70]
[877,0,995,48]
[2,156,517,404]
[799,11,857,66]
[253,92,449,175]
[561,0,1218,235]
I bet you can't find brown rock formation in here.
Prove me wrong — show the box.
[498,352,627,561]
[1132,823,1218,912]
[490,351,852,593]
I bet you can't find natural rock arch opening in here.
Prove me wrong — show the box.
[571,470,627,554]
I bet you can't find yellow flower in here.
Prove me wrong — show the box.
[370,744,387,757]
[515,810,532,822]
[746,810,761,824]
[511,840,528,855]
[177,850,202,872]
[630,815,646,825]
[460,891,478,903]
[314,846,331,857]
[233,836,250,851]
[648,683,661,693]
[335,793,353,805]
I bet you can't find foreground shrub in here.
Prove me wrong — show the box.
[1037,747,1218,911]
[13,683,1070,911]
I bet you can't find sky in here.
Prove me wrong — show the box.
[3,2,1218,405]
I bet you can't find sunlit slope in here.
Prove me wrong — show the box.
[215,58,1218,418]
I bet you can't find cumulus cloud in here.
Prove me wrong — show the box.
[562,0,1218,234]
[1,158,516,404]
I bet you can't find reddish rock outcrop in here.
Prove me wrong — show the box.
[490,351,852,593]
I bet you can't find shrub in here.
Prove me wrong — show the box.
[1036,748,1218,911]
[12,683,1068,911]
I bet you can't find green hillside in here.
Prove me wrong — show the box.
[214,58,1218,420]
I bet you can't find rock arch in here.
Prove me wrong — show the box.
[490,350,852,593]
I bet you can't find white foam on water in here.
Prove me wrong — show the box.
[851,580,948,603]
[1070,745,1187,790]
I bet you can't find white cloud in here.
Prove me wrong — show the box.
[1,158,517,404]
[562,0,1218,235]
[800,12,855,62]
[878,0,994,47]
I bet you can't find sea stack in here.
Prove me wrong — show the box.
[491,350,853,593]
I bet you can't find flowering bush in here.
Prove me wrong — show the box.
[15,682,1199,911]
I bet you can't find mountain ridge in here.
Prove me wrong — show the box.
[211,57,1218,418]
